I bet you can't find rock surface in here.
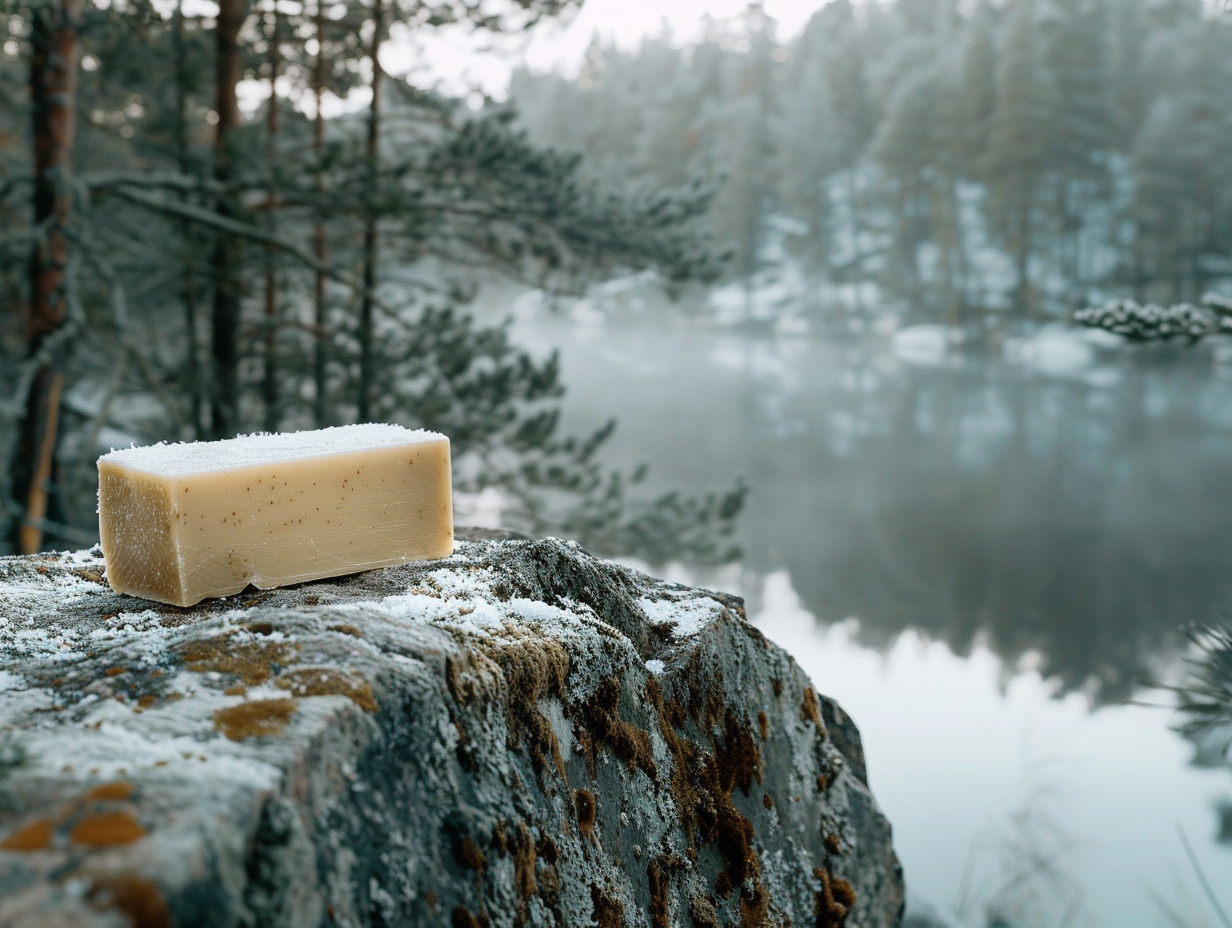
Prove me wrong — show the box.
[0,530,903,928]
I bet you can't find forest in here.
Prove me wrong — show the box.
[511,0,1232,322]
[0,0,744,558]
[5,0,1231,555]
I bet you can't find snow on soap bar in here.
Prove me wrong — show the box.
[98,424,453,607]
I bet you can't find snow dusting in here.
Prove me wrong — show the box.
[0,541,731,809]
[639,594,727,638]
[892,324,962,367]
[99,423,446,476]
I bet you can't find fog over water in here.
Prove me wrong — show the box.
[510,307,1232,927]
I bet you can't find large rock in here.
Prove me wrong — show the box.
[0,531,903,928]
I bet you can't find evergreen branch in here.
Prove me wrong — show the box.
[1171,623,1232,742]
[66,226,129,334]
[74,347,129,474]
[83,170,221,195]
[1074,295,1232,341]
[1177,825,1232,928]
[0,175,32,202]
[107,186,399,318]
[124,339,187,434]
[108,186,332,271]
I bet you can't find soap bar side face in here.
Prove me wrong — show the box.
[98,431,454,606]
[98,461,184,605]
[170,438,454,604]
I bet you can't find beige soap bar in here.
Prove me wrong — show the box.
[98,424,453,607]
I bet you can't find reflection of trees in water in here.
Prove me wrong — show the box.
[758,346,1232,702]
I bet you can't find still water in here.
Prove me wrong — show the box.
[511,308,1232,928]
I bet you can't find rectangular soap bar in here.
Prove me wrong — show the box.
[98,424,453,607]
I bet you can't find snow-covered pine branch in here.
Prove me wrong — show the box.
[1074,294,1232,341]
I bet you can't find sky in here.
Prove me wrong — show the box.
[385,0,829,100]
[246,0,830,118]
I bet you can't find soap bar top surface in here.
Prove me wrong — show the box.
[98,424,453,607]
[100,423,442,476]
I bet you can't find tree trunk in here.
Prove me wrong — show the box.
[173,0,204,439]
[11,0,81,554]
[313,0,329,428]
[846,169,865,314]
[261,8,281,433]
[1013,201,1031,317]
[357,0,383,424]
[947,175,971,324]
[210,0,245,439]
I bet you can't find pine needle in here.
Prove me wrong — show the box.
[1177,825,1232,928]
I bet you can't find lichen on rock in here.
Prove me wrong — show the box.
[0,530,903,927]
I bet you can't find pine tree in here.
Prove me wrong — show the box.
[871,64,942,304]
[1128,11,1232,301]
[1131,96,1231,301]
[984,0,1056,316]
[706,6,779,290]
[631,32,707,188]
[819,0,880,168]
[775,47,841,268]
[209,0,245,439]
[950,3,996,182]
[8,0,82,553]
[260,3,284,433]
[928,10,999,313]
[1044,0,1114,286]
[896,0,957,36]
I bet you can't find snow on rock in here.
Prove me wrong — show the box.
[1003,324,1127,383]
[1004,325,1096,376]
[639,594,728,639]
[0,531,903,928]
[891,324,963,367]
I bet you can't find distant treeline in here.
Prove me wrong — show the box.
[510,0,1232,318]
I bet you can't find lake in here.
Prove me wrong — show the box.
[508,305,1232,928]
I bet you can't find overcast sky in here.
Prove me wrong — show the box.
[253,1,830,117]
[384,0,828,100]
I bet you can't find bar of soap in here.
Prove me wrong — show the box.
[98,424,453,607]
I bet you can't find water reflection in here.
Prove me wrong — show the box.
[521,312,1232,927]
[525,315,1232,703]
[753,569,1230,928]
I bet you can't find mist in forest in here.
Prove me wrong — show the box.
[511,0,1232,319]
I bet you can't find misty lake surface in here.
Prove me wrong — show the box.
[510,308,1232,928]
